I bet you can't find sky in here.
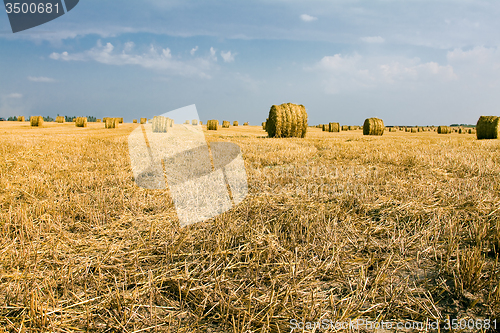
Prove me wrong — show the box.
[1,0,500,126]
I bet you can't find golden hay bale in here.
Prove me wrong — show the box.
[96,119,102,123]
[117,118,123,124]
[192,119,198,125]
[75,117,88,127]
[55,116,65,123]
[222,120,230,128]
[437,126,451,134]
[200,121,203,125]
[266,103,308,138]
[233,121,239,126]
[105,118,117,129]
[363,118,384,136]
[18,116,25,122]
[72,119,76,122]
[30,116,44,127]
[184,120,190,124]
[207,120,219,130]
[262,122,266,129]
[329,122,340,132]
[152,116,173,133]
[476,116,500,139]
[341,125,348,131]
[411,127,417,133]
[243,122,249,126]
[140,118,147,124]
[132,119,137,123]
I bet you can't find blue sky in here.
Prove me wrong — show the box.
[1,0,500,125]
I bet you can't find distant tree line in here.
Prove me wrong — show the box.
[6,115,99,122]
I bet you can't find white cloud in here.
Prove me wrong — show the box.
[190,46,198,55]
[360,36,385,43]
[28,76,56,83]
[50,41,216,78]
[6,93,22,98]
[210,47,217,61]
[221,50,236,63]
[311,53,457,94]
[300,14,318,22]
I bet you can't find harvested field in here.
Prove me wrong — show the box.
[0,123,499,332]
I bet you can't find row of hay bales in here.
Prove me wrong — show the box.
[318,123,362,132]
[206,120,249,130]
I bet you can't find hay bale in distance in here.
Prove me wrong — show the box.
[133,119,137,123]
[192,119,198,125]
[117,118,124,124]
[476,116,500,139]
[30,116,44,127]
[55,116,65,123]
[152,116,173,133]
[96,119,102,123]
[342,125,348,131]
[222,120,230,128]
[265,103,308,138]
[262,122,266,129]
[207,120,219,130]
[105,118,117,129]
[233,121,239,126]
[437,126,451,134]
[363,118,384,136]
[75,117,88,127]
[140,118,147,124]
[243,122,249,126]
[411,127,417,133]
[18,116,25,122]
[329,122,340,132]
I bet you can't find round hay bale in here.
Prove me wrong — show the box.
[96,119,102,123]
[233,121,239,126]
[105,118,117,129]
[363,118,384,136]
[207,120,219,130]
[200,121,203,125]
[152,116,172,133]
[437,126,451,134]
[476,116,500,139]
[192,119,198,125]
[56,116,65,123]
[266,103,307,138]
[262,122,266,129]
[18,116,25,122]
[322,124,327,131]
[411,127,417,133]
[341,125,348,131]
[75,117,88,127]
[329,122,340,132]
[243,122,249,126]
[30,116,44,127]
[132,119,137,123]
[140,118,147,124]
[222,120,230,128]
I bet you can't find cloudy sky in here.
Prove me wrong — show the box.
[1,0,500,125]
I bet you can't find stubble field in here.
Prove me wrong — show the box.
[0,121,499,332]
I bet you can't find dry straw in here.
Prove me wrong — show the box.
[437,126,451,134]
[30,116,44,127]
[118,118,124,124]
[105,118,117,129]
[222,121,230,128]
[200,121,203,125]
[18,116,25,122]
[265,103,308,138]
[56,116,65,123]
[322,124,327,131]
[184,120,190,124]
[207,119,219,130]
[233,121,239,126]
[140,118,147,124]
[75,117,88,127]
[243,122,249,126]
[363,118,384,136]
[132,119,137,123]
[411,127,417,133]
[192,119,198,125]
[329,122,340,132]
[476,116,500,139]
[96,119,102,123]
